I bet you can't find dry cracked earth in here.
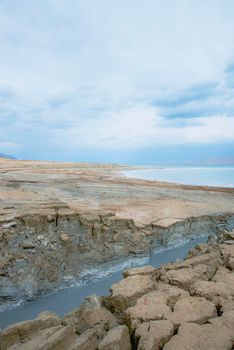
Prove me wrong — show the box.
[0,230,234,350]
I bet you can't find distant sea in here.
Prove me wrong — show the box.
[123,166,234,188]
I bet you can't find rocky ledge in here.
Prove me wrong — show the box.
[1,229,234,350]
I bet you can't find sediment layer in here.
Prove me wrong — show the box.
[1,209,234,304]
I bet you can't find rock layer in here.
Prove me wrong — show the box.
[1,229,234,349]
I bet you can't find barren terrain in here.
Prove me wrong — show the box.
[0,159,234,305]
[0,159,233,227]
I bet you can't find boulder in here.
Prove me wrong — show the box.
[227,257,234,270]
[104,275,155,314]
[135,320,174,350]
[185,243,216,259]
[159,252,221,271]
[164,311,234,350]
[167,296,217,326]
[156,283,189,307]
[68,328,98,350]
[1,325,65,350]
[36,325,76,350]
[0,311,61,350]
[123,265,155,278]
[216,296,234,313]
[63,295,118,335]
[125,291,172,332]
[220,244,234,263]
[98,325,131,350]
[60,233,70,243]
[213,266,234,285]
[190,280,234,305]
[158,264,216,290]
[21,240,36,249]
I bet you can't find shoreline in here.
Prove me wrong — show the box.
[121,165,234,189]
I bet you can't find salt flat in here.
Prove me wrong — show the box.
[0,158,233,227]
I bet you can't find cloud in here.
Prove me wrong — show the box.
[49,106,234,150]
[0,1,234,161]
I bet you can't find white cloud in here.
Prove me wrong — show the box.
[0,1,234,158]
[51,106,234,150]
[1,0,234,94]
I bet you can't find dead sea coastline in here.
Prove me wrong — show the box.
[0,159,234,305]
[0,159,234,348]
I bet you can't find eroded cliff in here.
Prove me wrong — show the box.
[1,208,234,304]
[1,229,234,349]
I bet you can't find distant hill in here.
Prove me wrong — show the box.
[0,152,16,159]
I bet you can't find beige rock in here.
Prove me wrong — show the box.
[213,266,234,285]
[217,296,234,313]
[21,240,36,249]
[37,235,44,240]
[220,244,234,262]
[162,252,221,271]
[37,325,76,350]
[60,233,70,243]
[5,325,64,350]
[185,243,215,259]
[125,292,172,332]
[135,320,174,350]
[98,325,131,350]
[156,283,189,307]
[158,264,215,290]
[227,257,234,270]
[123,265,155,278]
[0,311,61,350]
[167,296,217,326]
[190,280,234,305]
[105,275,155,314]
[63,295,118,335]
[1,325,77,350]
[63,307,117,335]
[68,328,98,350]
[164,311,234,350]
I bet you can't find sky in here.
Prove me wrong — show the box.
[0,0,234,164]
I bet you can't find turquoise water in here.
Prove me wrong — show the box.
[123,166,234,188]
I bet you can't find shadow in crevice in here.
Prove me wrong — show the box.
[216,303,223,317]
[130,333,138,350]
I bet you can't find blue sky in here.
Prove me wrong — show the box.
[0,0,234,164]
